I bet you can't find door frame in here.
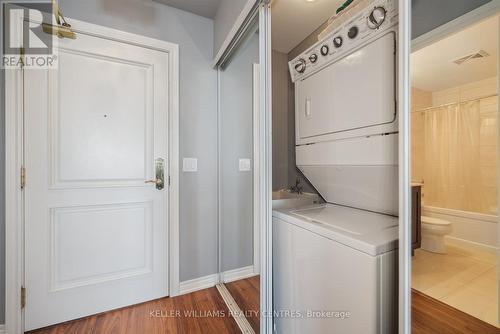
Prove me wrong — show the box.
[398,0,411,332]
[5,16,180,334]
[399,0,500,333]
[253,62,261,274]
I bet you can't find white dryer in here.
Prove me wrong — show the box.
[274,0,399,333]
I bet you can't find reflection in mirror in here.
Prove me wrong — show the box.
[217,14,261,334]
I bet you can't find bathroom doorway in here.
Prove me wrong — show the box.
[410,12,499,329]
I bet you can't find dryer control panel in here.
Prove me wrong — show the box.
[289,0,398,83]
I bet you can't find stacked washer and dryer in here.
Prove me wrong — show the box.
[273,1,399,333]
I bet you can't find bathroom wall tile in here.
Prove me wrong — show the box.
[412,87,433,111]
[433,87,460,106]
[460,77,498,102]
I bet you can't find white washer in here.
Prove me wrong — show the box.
[274,0,399,333]
[273,204,398,334]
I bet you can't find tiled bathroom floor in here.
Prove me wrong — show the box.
[412,239,498,327]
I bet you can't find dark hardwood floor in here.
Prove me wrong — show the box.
[26,280,500,334]
[225,275,260,333]
[27,284,242,334]
[412,289,500,334]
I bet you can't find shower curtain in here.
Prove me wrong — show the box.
[414,96,498,215]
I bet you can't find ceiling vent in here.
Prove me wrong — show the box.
[453,50,490,65]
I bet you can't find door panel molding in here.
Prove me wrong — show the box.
[49,201,154,292]
[47,49,155,189]
[5,16,179,334]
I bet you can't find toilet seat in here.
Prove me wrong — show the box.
[421,216,452,235]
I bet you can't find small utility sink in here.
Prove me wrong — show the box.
[272,190,320,210]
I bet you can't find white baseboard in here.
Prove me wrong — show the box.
[179,265,257,295]
[446,236,498,254]
[179,273,218,295]
[220,265,256,283]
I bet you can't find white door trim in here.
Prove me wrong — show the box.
[5,17,180,333]
[259,3,273,334]
[212,0,260,67]
[398,0,411,333]
[412,1,500,52]
[497,13,500,327]
[253,63,261,274]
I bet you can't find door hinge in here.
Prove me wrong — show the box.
[168,175,171,186]
[21,286,26,309]
[21,166,26,189]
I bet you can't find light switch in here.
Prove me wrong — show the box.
[183,158,198,172]
[239,158,251,172]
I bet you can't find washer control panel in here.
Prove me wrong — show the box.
[289,0,397,82]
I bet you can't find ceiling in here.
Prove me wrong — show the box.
[411,15,498,92]
[272,0,344,54]
[152,0,221,18]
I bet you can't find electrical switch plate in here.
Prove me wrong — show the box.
[183,158,198,172]
[239,158,251,172]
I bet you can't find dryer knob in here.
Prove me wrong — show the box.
[294,58,306,73]
[320,45,329,56]
[333,36,343,48]
[367,6,386,29]
[309,53,318,63]
[348,26,359,39]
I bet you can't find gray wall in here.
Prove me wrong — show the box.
[282,23,329,195]
[272,50,289,191]
[412,0,492,39]
[214,0,252,58]
[58,0,219,282]
[219,33,259,272]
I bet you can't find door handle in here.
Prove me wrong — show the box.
[145,179,162,184]
[145,158,165,190]
[305,98,312,118]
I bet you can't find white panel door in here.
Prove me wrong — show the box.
[24,27,170,330]
[297,32,396,140]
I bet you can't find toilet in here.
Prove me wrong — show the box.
[421,216,453,254]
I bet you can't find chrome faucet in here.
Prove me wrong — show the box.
[290,178,303,194]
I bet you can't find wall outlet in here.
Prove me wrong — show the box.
[183,158,198,172]
[239,158,251,172]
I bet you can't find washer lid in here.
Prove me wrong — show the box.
[273,204,399,256]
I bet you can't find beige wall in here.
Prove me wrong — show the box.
[412,77,498,215]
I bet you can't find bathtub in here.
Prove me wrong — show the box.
[422,206,498,251]
[272,190,320,210]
